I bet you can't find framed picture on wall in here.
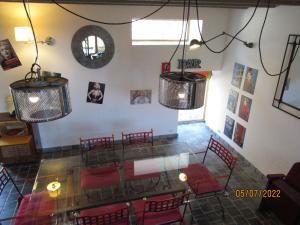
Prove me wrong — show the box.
[87,82,105,104]
[233,123,246,148]
[161,62,170,73]
[0,39,21,71]
[130,90,151,105]
[231,62,245,88]
[238,95,252,122]
[227,89,239,113]
[224,115,235,139]
[243,66,258,95]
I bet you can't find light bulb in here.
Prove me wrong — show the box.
[189,44,200,50]
[29,96,40,103]
[179,172,187,182]
[178,93,185,99]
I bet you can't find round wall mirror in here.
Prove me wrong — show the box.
[71,25,114,69]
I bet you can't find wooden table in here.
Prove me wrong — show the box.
[0,135,39,164]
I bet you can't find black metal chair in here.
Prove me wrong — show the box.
[0,167,54,225]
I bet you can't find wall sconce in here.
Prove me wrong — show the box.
[14,26,55,45]
[190,31,254,50]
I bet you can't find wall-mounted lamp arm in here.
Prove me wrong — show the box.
[37,37,56,46]
[222,32,254,48]
[190,31,253,49]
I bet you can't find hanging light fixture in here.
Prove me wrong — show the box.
[159,0,207,110]
[10,1,71,123]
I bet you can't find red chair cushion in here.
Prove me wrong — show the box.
[132,194,182,225]
[124,161,160,181]
[14,191,54,225]
[80,202,129,225]
[81,166,120,189]
[182,163,222,194]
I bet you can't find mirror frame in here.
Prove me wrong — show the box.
[273,34,300,119]
[71,25,115,69]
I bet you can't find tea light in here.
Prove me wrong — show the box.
[179,172,187,182]
[47,181,61,198]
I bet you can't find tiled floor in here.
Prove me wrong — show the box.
[0,122,284,225]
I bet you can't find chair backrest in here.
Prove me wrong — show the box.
[142,194,189,224]
[0,167,23,198]
[122,129,153,148]
[80,135,115,158]
[76,205,129,225]
[285,162,300,192]
[144,194,189,212]
[203,136,237,190]
[204,136,237,170]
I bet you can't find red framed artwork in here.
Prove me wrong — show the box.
[161,62,170,73]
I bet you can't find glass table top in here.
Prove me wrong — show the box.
[30,143,203,216]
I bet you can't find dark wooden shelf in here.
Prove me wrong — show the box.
[0,112,40,164]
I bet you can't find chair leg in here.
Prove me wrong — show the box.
[188,202,194,224]
[216,194,225,219]
[223,191,229,197]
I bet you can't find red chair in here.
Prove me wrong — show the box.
[0,167,54,225]
[80,135,115,163]
[259,162,300,225]
[81,165,120,190]
[132,193,189,225]
[76,202,130,225]
[182,136,237,217]
[121,129,153,155]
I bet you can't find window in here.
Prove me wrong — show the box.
[132,19,203,45]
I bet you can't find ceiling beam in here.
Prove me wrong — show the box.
[1,0,300,8]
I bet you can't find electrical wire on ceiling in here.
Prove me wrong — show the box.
[168,0,186,64]
[195,0,260,53]
[50,0,170,25]
[258,0,299,76]
[42,0,299,77]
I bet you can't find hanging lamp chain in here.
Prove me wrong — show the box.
[180,0,191,77]
[23,0,42,82]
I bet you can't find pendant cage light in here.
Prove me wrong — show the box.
[158,0,207,110]
[10,77,72,123]
[9,0,72,123]
[159,72,206,110]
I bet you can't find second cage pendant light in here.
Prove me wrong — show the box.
[158,0,207,110]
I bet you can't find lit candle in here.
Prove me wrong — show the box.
[179,172,187,182]
[47,181,61,198]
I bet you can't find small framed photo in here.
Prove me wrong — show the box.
[231,63,245,88]
[0,39,21,71]
[161,62,170,73]
[227,89,239,114]
[243,67,258,95]
[233,123,246,148]
[238,95,252,122]
[87,82,105,104]
[224,115,235,139]
[130,90,151,105]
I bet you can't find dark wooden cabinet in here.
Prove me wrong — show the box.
[0,113,40,164]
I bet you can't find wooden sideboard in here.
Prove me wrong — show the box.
[0,112,40,164]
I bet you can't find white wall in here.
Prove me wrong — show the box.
[206,6,300,175]
[0,3,229,148]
